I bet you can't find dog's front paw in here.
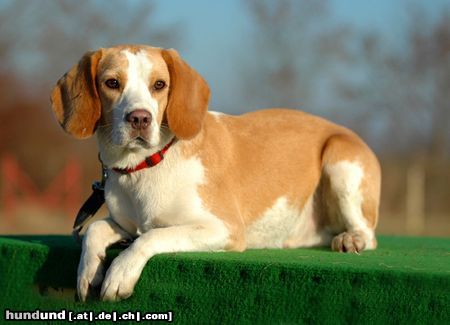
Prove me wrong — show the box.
[331,231,368,253]
[100,249,146,302]
[77,253,105,302]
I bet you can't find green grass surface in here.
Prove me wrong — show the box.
[0,235,449,324]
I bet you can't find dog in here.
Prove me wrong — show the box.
[51,44,381,302]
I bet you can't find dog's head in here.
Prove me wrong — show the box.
[51,45,210,162]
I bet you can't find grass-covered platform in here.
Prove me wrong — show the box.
[0,235,449,324]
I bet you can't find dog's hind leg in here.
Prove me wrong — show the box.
[320,133,381,253]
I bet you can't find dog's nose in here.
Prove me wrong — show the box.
[125,109,152,130]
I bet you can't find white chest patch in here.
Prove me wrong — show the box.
[104,147,214,235]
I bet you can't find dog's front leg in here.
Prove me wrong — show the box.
[78,217,131,302]
[100,221,229,301]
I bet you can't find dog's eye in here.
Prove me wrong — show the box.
[153,80,166,90]
[105,79,120,89]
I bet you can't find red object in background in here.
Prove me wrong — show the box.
[1,154,81,223]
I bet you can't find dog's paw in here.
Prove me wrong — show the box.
[100,249,146,302]
[331,231,368,253]
[77,253,105,302]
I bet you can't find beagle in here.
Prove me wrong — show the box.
[51,45,381,302]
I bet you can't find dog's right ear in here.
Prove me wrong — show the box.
[51,50,103,139]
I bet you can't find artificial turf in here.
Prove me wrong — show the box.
[0,235,449,324]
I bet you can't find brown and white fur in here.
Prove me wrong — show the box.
[51,45,381,302]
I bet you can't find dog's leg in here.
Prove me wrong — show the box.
[100,220,229,301]
[321,134,381,253]
[77,217,131,301]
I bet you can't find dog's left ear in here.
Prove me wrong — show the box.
[162,49,210,140]
[51,50,103,139]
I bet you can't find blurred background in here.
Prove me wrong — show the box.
[0,0,449,236]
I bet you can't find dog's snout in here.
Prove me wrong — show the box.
[125,109,152,130]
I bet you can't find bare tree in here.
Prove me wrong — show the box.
[412,12,450,159]
[0,0,180,91]
[338,9,450,158]
[241,0,352,114]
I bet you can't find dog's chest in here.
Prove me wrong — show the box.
[105,153,206,235]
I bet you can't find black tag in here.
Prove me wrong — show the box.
[72,181,105,243]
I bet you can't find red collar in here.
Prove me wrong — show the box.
[112,138,176,174]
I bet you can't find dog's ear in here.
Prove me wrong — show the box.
[162,49,210,140]
[51,50,103,139]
